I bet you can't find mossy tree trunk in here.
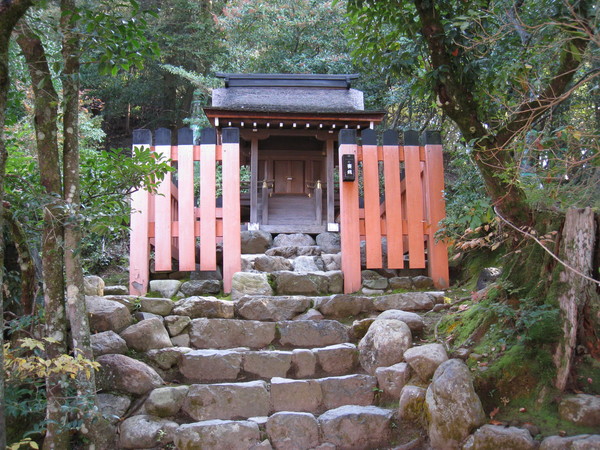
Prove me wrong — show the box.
[554,208,599,391]
[16,21,70,450]
[0,3,35,447]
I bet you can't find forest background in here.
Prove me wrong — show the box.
[0,0,598,448]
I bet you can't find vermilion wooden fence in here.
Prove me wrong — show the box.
[129,127,449,295]
[338,129,449,293]
[129,127,241,295]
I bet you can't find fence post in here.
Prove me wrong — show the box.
[339,129,361,293]
[129,129,152,295]
[383,130,404,269]
[154,128,172,271]
[200,127,217,270]
[423,131,449,288]
[222,128,241,293]
[404,130,426,268]
[177,127,196,271]
[362,128,383,268]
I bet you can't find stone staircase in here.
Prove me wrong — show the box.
[86,232,599,449]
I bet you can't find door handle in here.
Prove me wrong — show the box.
[287,177,293,181]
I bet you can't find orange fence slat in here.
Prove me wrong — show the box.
[177,128,196,271]
[129,130,152,295]
[382,130,404,269]
[154,128,172,271]
[404,131,426,268]
[423,132,449,288]
[221,128,242,293]
[361,129,383,268]
[339,129,362,293]
[199,128,217,270]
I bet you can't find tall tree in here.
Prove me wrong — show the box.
[0,2,36,447]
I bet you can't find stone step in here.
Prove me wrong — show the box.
[186,318,350,350]
[119,405,396,450]
[140,374,379,423]
[175,343,359,383]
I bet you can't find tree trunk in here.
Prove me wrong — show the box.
[16,21,70,450]
[60,2,107,446]
[0,2,34,447]
[554,207,598,391]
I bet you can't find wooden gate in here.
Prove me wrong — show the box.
[338,129,449,292]
[129,127,241,295]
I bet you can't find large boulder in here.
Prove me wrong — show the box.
[278,320,349,348]
[180,279,222,296]
[462,425,537,450]
[540,434,600,449]
[362,270,389,290]
[425,359,486,449]
[358,319,412,374]
[266,412,319,450]
[119,415,178,449]
[253,255,293,272]
[266,246,321,258]
[235,295,312,321]
[96,354,163,395]
[398,385,426,422]
[97,393,131,424]
[175,420,261,450]
[91,330,128,357]
[139,297,174,316]
[179,349,243,382]
[373,292,435,311]
[120,318,172,352]
[146,346,192,370]
[313,343,358,376]
[242,351,293,379]
[144,385,189,417]
[316,232,341,253]
[322,253,342,271]
[476,267,502,290]
[84,275,105,296]
[377,310,425,334]
[181,381,270,421]
[231,272,273,300]
[292,349,317,378]
[86,296,132,333]
[318,405,393,449]
[315,294,367,318]
[172,296,234,319]
[164,315,191,336]
[558,394,600,427]
[274,233,316,247]
[403,343,449,381]
[241,230,273,254]
[293,255,325,272]
[189,318,276,349]
[149,279,181,298]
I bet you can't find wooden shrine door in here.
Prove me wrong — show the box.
[274,160,305,194]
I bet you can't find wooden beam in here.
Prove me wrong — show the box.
[362,129,383,268]
[154,128,173,271]
[250,138,259,224]
[383,131,404,269]
[177,128,196,271]
[326,139,335,225]
[221,128,241,292]
[404,131,426,269]
[200,128,217,270]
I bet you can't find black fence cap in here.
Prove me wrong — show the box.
[133,129,152,145]
[361,128,377,145]
[422,130,442,145]
[222,127,240,144]
[200,128,217,145]
[155,128,171,146]
[178,127,194,145]
[404,130,420,146]
[339,129,357,145]
[382,130,399,146]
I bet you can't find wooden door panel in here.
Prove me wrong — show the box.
[290,160,304,193]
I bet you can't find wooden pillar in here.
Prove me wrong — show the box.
[177,127,196,271]
[423,131,449,288]
[249,138,259,227]
[129,129,152,295]
[200,128,217,270]
[404,130,426,268]
[326,139,336,229]
[222,128,241,292]
[383,130,404,269]
[154,128,172,271]
[362,128,383,268]
[339,129,361,293]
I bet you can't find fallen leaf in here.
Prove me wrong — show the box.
[489,420,504,426]
[489,407,500,419]
[587,378,593,384]
[459,304,470,311]
[519,407,527,413]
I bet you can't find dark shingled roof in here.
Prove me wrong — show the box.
[210,73,373,114]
